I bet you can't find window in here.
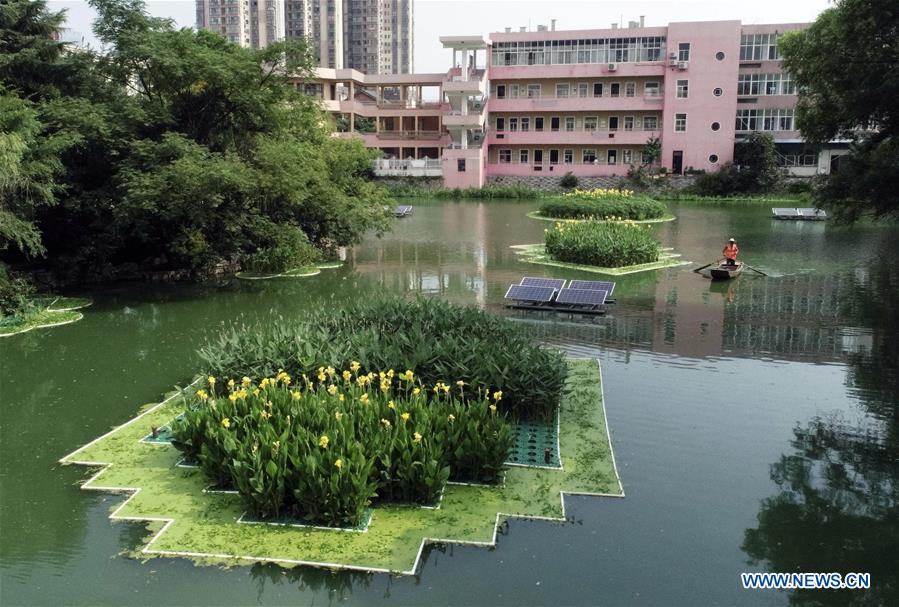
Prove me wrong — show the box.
[563,149,573,164]
[509,117,518,132]
[521,117,530,132]
[609,116,619,130]
[550,117,560,131]
[496,84,506,99]
[624,116,635,131]
[490,36,666,67]
[607,149,618,165]
[549,149,559,164]
[676,79,689,98]
[735,108,794,131]
[708,154,719,163]
[593,82,603,97]
[457,159,466,172]
[643,116,659,130]
[610,82,620,97]
[678,42,691,62]
[556,83,570,98]
[644,81,660,97]
[498,149,512,163]
[738,73,794,96]
[739,33,780,61]
[625,82,636,97]
[496,117,505,131]
[675,113,687,132]
[583,149,597,163]
[565,117,575,131]
[584,116,598,131]
[510,84,520,98]
[623,149,633,164]
[519,149,529,164]
[711,121,721,131]
[527,83,541,98]
[578,82,589,97]
[535,117,544,131]
[716,51,725,61]
[713,87,723,97]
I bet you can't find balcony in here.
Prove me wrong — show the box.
[338,131,452,147]
[372,158,442,178]
[489,92,664,113]
[490,128,658,146]
[488,62,666,81]
[376,130,446,141]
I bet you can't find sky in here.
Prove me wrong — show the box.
[49,0,832,72]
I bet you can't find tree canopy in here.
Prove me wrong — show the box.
[780,0,899,220]
[0,0,391,291]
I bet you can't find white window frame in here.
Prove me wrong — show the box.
[625,82,636,98]
[583,149,597,163]
[584,116,598,131]
[644,81,660,97]
[527,83,541,98]
[563,149,573,164]
[676,79,689,98]
[498,149,512,163]
[565,116,576,132]
[624,116,635,131]
[675,113,687,132]
[519,149,529,164]
[593,82,603,97]
[678,42,691,62]
[610,82,621,97]
[643,115,659,130]
[555,83,570,98]
[520,117,530,132]
[578,82,589,97]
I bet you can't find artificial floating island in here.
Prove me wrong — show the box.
[0,296,92,337]
[59,298,622,573]
[235,261,343,280]
[529,188,676,224]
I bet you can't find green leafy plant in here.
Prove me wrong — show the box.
[539,189,667,221]
[559,172,579,190]
[544,220,661,268]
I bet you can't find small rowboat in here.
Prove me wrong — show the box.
[710,261,744,281]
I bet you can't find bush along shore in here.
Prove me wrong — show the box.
[545,220,661,268]
[538,189,669,221]
[385,184,544,200]
[173,370,512,526]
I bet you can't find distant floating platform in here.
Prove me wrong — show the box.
[772,207,827,220]
[394,205,413,217]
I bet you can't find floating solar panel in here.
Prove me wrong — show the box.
[520,277,566,290]
[394,205,413,217]
[505,284,557,303]
[798,208,827,218]
[555,288,608,306]
[772,207,801,218]
[568,279,616,295]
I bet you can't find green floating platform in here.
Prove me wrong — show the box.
[59,359,622,575]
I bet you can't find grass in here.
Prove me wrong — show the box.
[512,244,689,276]
[386,184,544,200]
[59,359,621,574]
[0,296,92,337]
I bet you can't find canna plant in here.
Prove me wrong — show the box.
[171,366,517,526]
[540,189,667,221]
[544,220,661,268]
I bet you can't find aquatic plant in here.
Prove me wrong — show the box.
[172,369,513,525]
[539,189,667,220]
[544,220,661,268]
[198,297,567,421]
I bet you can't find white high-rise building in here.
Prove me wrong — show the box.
[198,0,413,74]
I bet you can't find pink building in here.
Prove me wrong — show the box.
[308,18,842,186]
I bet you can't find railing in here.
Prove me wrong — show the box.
[372,158,442,177]
[375,130,445,140]
[494,126,660,135]
[493,92,663,102]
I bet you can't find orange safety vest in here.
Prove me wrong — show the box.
[724,243,739,260]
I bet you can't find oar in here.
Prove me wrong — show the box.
[743,263,768,276]
[694,259,722,273]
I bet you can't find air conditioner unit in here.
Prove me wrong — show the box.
[472,100,483,110]
[668,52,678,59]
[472,131,483,142]
[668,59,678,67]
[607,63,617,72]
[677,61,688,70]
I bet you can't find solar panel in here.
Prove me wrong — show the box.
[568,280,616,295]
[798,208,826,218]
[505,284,557,303]
[520,277,566,290]
[772,207,801,217]
[555,288,607,306]
[394,205,413,216]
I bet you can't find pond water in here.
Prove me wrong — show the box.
[1,200,897,606]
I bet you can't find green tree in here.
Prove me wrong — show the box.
[780,0,899,220]
[733,132,782,193]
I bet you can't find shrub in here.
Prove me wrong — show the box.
[559,172,579,189]
[545,220,661,268]
[171,371,513,525]
[198,297,567,420]
[539,188,667,221]
[243,224,319,274]
[0,264,36,318]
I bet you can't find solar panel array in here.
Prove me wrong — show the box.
[394,205,413,216]
[504,284,557,303]
[555,288,607,306]
[568,280,616,295]
[521,276,566,290]
[772,208,801,217]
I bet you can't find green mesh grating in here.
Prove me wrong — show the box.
[141,426,175,443]
[506,413,561,468]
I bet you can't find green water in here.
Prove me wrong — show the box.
[2,200,897,606]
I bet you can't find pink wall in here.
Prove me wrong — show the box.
[660,21,742,173]
[443,148,486,188]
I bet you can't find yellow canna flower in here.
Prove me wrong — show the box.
[493,391,503,401]
[489,404,497,413]
[207,376,216,388]
[400,412,410,422]
[317,372,326,382]
[403,370,414,381]
[221,418,231,429]
[196,389,208,400]
[342,370,352,381]
[388,400,396,409]
[319,435,329,448]
[325,366,336,377]
[338,394,345,402]
[350,361,361,372]
[334,458,343,469]
[272,440,280,450]
[335,411,343,421]
[448,414,455,422]
[291,390,301,401]
[413,432,422,444]
[328,385,338,396]
[456,380,465,387]
[227,379,235,390]
[241,376,251,387]
[229,393,237,402]
[413,387,421,396]
[381,418,391,428]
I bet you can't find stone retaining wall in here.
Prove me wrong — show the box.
[487,174,698,193]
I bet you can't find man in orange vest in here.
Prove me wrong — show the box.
[723,238,739,266]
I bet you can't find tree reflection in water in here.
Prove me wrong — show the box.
[744,256,899,606]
